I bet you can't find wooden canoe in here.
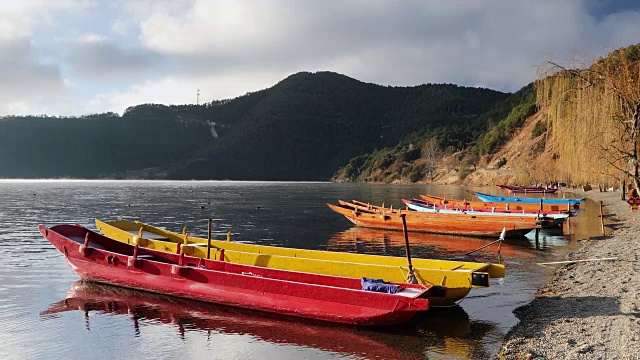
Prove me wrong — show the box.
[96,219,506,306]
[330,200,542,238]
[470,191,584,206]
[402,199,568,227]
[40,224,437,326]
[420,194,577,213]
[498,185,558,194]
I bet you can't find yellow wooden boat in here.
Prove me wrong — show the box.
[96,219,506,306]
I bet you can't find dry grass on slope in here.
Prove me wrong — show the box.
[430,109,559,186]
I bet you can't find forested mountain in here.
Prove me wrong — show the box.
[332,83,536,183]
[0,71,507,180]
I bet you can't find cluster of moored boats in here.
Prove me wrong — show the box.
[39,189,584,327]
[328,191,583,238]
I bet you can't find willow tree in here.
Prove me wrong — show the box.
[422,137,443,181]
[536,44,640,192]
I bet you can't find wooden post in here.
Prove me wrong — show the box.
[539,198,543,211]
[206,219,212,260]
[600,201,605,236]
[399,214,417,284]
[622,171,626,201]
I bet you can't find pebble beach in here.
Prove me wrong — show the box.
[499,190,640,359]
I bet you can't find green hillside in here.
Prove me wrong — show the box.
[331,83,536,183]
[0,71,507,180]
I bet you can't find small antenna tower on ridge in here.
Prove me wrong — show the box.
[197,88,200,105]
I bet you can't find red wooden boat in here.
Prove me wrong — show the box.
[498,185,558,194]
[41,281,426,360]
[40,224,439,326]
[328,200,546,238]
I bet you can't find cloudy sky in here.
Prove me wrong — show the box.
[2,0,639,116]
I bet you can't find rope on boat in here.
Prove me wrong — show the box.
[464,228,506,256]
[398,266,435,286]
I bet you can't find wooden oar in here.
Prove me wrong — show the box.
[206,218,212,259]
[399,214,418,284]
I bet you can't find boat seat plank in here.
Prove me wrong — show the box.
[181,243,209,248]
[125,230,169,240]
[68,236,107,250]
[393,287,427,298]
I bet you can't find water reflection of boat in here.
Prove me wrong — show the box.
[328,227,534,258]
[524,229,570,249]
[40,281,431,360]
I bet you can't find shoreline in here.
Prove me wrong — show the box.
[498,190,640,359]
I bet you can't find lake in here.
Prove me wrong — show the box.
[0,181,604,359]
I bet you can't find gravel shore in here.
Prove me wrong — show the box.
[498,191,640,359]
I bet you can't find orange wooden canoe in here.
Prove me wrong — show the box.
[328,200,544,238]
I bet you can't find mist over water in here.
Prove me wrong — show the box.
[0,181,603,359]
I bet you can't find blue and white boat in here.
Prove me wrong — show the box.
[469,191,584,206]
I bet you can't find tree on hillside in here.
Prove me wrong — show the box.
[422,137,443,181]
[536,44,640,192]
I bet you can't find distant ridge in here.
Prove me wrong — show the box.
[0,71,507,180]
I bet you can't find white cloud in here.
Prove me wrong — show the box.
[85,70,285,114]
[1,0,640,116]
[0,0,92,115]
[121,0,640,92]
[0,0,89,39]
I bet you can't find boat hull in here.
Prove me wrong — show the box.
[41,224,430,326]
[97,220,505,306]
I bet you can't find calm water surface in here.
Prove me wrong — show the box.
[0,181,605,359]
